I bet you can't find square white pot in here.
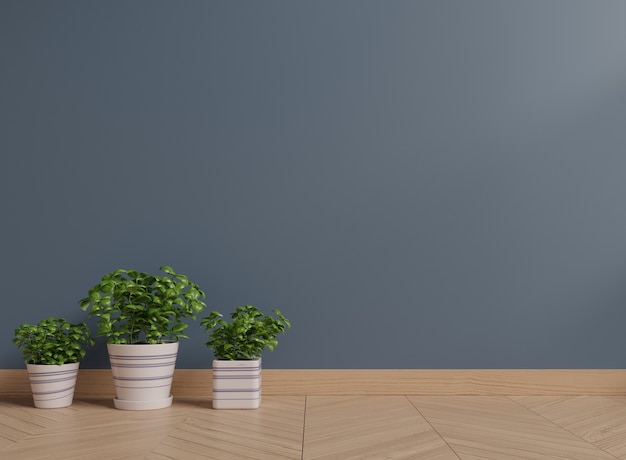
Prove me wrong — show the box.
[212,358,261,409]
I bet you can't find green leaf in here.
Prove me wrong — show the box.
[78,298,91,310]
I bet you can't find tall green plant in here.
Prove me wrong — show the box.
[201,305,291,360]
[79,265,206,344]
[13,317,94,365]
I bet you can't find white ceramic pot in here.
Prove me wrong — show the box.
[212,358,261,409]
[107,342,179,410]
[26,362,80,408]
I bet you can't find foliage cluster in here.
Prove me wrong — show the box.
[13,317,94,365]
[79,265,206,344]
[201,305,291,360]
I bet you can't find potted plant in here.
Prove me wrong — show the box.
[201,305,290,409]
[12,317,94,408]
[79,265,206,410]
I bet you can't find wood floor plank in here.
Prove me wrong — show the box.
[149,396,305,460]
[2,395,625,459]
[302,396,459,460]
[409,396,618,460]
[0,397,86,450]
[512,396,626,459]
[0,398,199,460]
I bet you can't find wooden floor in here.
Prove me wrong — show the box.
[2,395,626,459]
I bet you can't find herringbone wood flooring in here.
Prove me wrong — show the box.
[2,395,626,459]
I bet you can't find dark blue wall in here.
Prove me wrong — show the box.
[3,1,626,369]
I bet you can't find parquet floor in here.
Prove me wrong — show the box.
[2,395,626,459]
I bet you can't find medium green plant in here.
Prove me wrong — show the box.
[79,265,206,344]
[13,317,94,365]
[201,305,291,360]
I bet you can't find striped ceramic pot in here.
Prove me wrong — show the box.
[107,342,179,410]
[26,362,80,408]
[212,358,261,409]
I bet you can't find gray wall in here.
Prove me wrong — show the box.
[2,1,626,369]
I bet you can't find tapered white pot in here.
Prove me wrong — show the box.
[107,342,179,410]
[27,362,80,408]
[212,358,261,409]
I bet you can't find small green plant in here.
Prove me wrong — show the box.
[13,317,94,365]
[79,265,206,344]
[201,305,291,360]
